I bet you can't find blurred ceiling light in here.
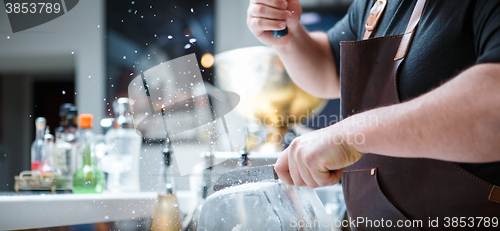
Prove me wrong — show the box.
[300,12,321,25]
[201,53,214,68]
[100,118,113,128]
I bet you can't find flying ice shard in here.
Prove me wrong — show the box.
[128,53,243,175]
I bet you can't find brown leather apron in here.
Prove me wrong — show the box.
[340,0,500,230]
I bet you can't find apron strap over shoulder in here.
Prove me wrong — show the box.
[394,0,428,60]
[363,0,387,40]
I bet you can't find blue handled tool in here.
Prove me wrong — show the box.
[273,26,288,38]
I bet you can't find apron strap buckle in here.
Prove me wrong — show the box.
[363,0,387,40]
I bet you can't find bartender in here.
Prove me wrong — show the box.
[247,0,500,229]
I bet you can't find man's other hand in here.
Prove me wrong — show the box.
[247,0,302,46]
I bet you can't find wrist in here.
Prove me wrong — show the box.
[334,130,364,167]
[332,114,371,155]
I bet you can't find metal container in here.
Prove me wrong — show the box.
[215,46,327,150]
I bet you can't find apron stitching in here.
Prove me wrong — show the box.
[444,162,495,188]
[344,161,495,187]
[340,34,403,45]
[393,59,402,102]
[343,168,374,173]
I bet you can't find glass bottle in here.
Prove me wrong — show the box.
[103,97,142,192]
[73,114,105,193]
[53,126,73,178]
[31,117,47,172]
[40,126,56,176]
[151,143,182,231]
[65,106,79,175]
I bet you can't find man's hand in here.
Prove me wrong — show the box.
[274,127,363,188]
[247,0,302,46]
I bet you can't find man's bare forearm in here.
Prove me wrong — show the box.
[274,26,340,99]
[340,63,500,163]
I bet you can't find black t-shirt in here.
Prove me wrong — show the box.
[327,0,500,186]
